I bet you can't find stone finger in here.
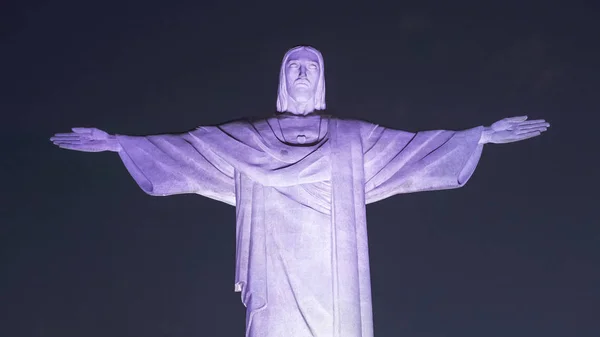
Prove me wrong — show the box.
[518,119,546,126]
[50,136,81,141]
[519,123,550,130]
[53,140,86,145]
[506,116,528,122]
[72,127,92,134]
[58,144,99,152]
[516,127,546,135]
[53,133,79,137]
[516,131,542,140]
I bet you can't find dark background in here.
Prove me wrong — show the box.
[2,1,599,336]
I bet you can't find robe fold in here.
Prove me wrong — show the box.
[116,117,483,337]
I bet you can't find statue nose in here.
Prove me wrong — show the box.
[299,66,307,77]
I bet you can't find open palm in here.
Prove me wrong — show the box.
[483,116,549,144]
[50,127,121,152]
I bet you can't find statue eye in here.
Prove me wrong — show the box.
[288,62,299,68]
[308,64,318,70]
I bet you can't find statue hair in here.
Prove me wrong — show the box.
[276,46,326,112]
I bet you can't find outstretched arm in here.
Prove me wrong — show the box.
[50,127,235,205]
[364,124,484,203]
[363,115,549,204]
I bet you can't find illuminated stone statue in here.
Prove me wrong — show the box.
[51,46,549,337]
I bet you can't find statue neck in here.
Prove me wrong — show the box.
[286,99,315,115]
[274,114,328,145]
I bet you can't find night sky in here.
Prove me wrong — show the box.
[2,1,599,336]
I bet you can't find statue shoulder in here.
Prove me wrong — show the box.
[219,118,255,129]
[190,118,258,140]
[332,118,381,139]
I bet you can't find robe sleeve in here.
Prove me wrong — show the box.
[116,132,236,206]
[363,124,484,204]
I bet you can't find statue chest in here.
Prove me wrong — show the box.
[276,116,329,145]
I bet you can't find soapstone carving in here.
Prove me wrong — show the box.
[51,46,549,337]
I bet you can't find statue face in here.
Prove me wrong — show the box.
[284,49,321,104]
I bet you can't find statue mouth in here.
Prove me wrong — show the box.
[295,80,310,88]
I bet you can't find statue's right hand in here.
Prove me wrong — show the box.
[50,127,122,152]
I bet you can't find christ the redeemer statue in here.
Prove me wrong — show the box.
[51,46,549,337]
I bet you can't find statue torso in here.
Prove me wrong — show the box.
[268,114,329,145]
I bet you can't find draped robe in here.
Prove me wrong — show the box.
[116,116,484,337]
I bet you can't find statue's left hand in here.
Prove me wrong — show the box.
[480,116,550,144]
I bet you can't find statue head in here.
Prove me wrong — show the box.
[276,46,326,114]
